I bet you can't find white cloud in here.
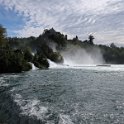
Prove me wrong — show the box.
[0,0,124,44]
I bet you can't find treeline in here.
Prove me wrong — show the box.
[1,25,124,73]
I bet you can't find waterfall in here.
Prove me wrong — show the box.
[47,59,70,68]
[29,62,38,70]
[47,59,58,68]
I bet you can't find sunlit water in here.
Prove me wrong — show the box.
[1,65,124,124]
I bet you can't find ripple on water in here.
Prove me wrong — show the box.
[0,77,9,87]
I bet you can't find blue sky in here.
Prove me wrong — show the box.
[0,4,26,36]
[0,0,124,45]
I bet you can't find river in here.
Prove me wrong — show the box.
[1,65,124,124]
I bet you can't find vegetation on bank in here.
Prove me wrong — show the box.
[0,25,124,73]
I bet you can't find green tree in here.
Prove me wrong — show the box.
[110,43,116,48]
[23,47,33,62]
[0,25,6,46]
[88,35,94,45]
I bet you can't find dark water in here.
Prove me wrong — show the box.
[1,67,124,124]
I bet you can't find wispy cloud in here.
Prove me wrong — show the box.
[0,0,124,44]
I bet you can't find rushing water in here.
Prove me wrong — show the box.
[1,65,124,124]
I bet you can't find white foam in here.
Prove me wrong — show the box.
[13,94,48,120]
[73,64,124,71]
[13,93,75,123]
[48,62,124,72]
[59,114,74,124]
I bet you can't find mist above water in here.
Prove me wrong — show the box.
[48,48,105,69]
[61,45,105,66]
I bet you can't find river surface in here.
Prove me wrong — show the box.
[1,65,124,124]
